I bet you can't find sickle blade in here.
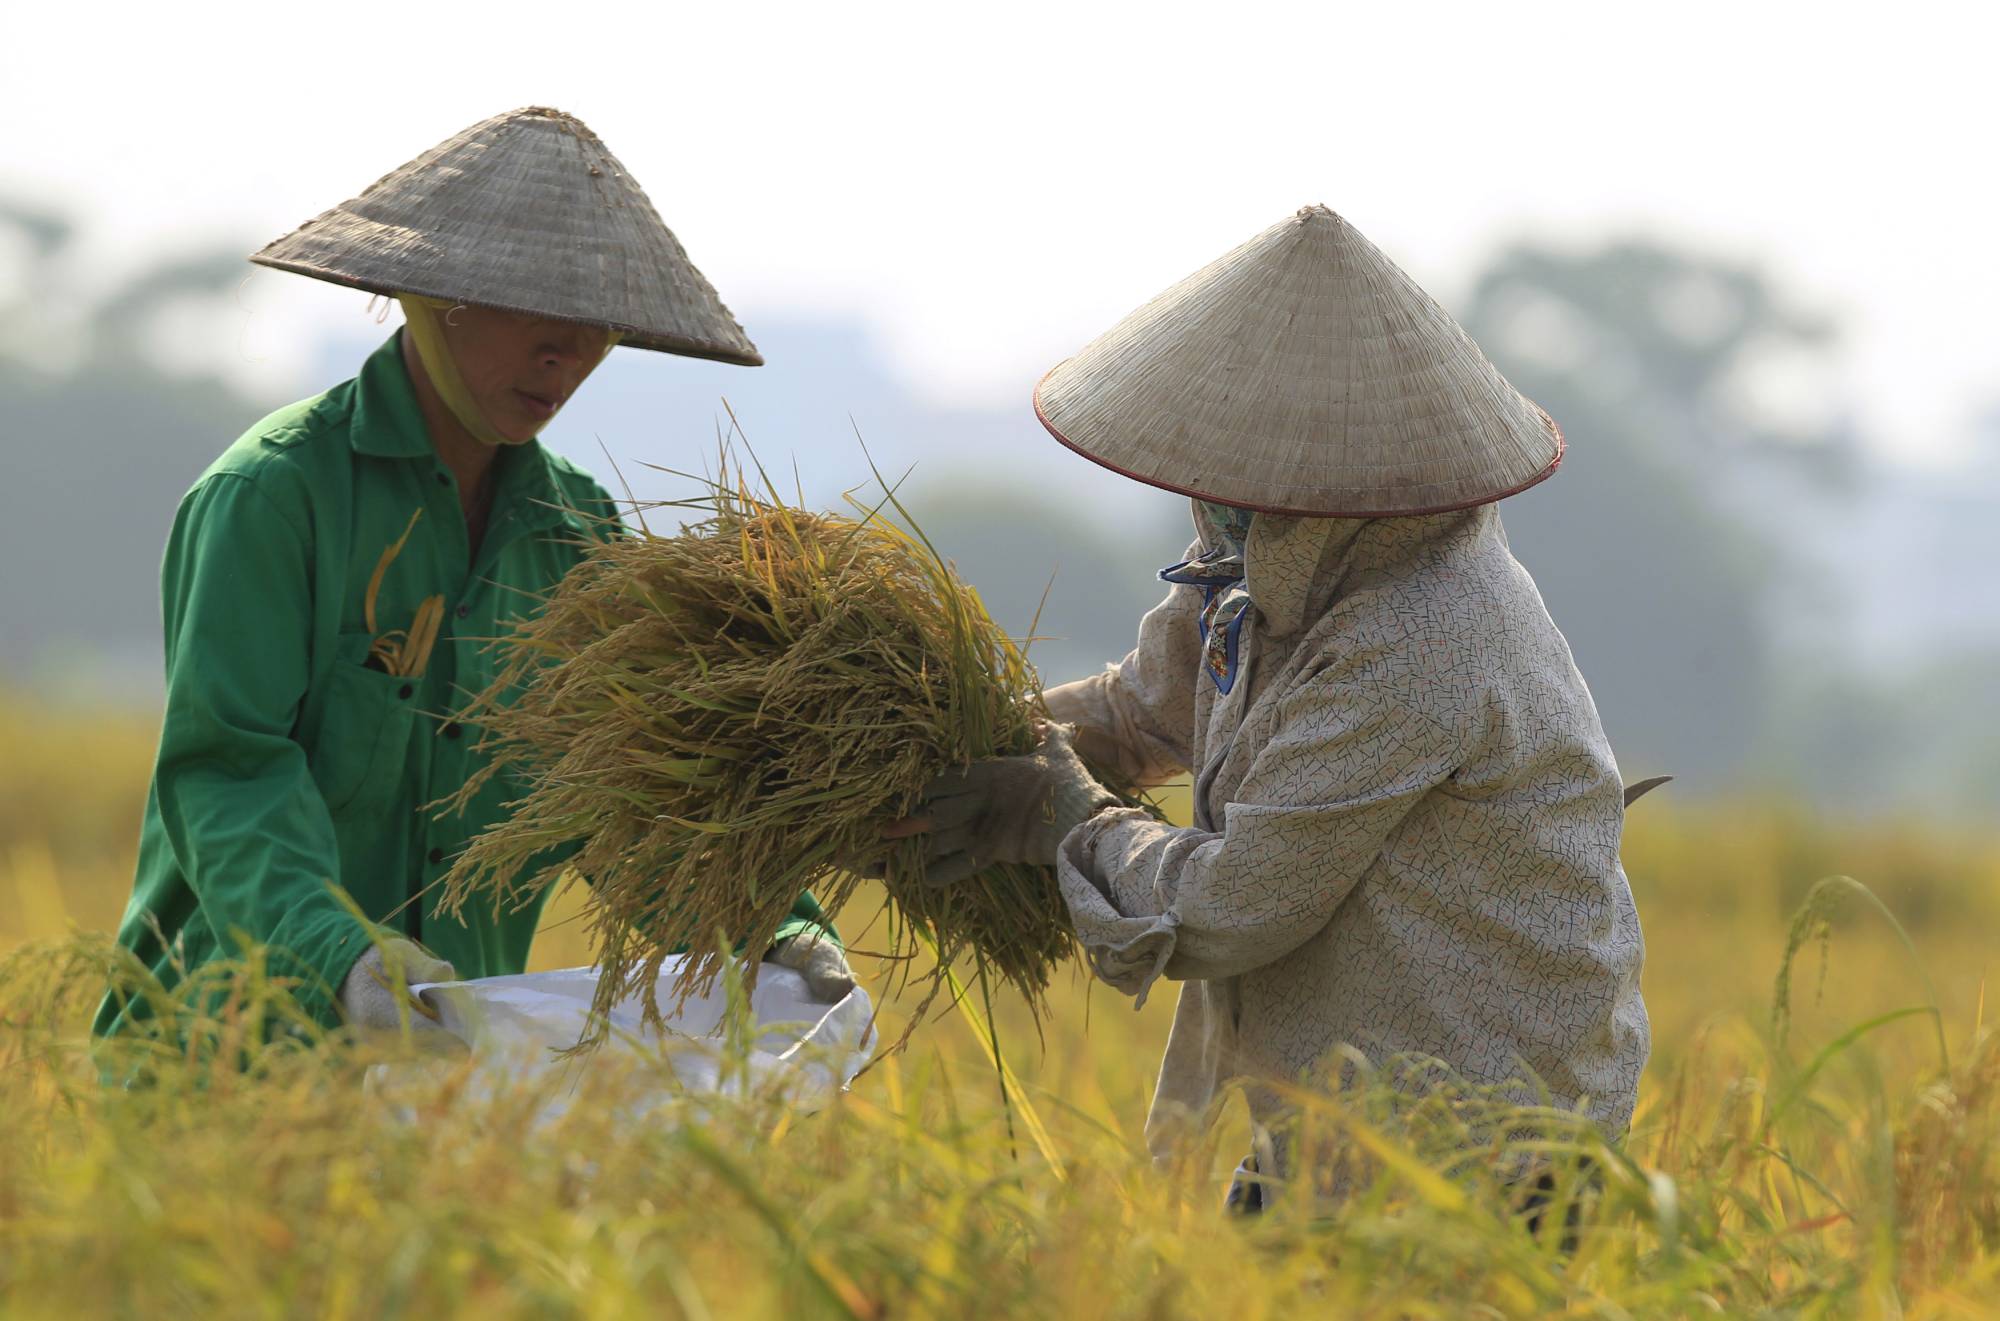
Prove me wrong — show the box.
[1623,775,1674,808]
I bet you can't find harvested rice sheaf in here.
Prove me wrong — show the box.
[439,468,1144,1032]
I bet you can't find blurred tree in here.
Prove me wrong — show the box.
[0,200,73,362]
[12,207,1974,818]
[900,481,1190,689]
[1460,240,1851,786]
[0,203,273,689]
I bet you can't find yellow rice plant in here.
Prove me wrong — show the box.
[6,917,1999,1317]
[9,701,2000,1315]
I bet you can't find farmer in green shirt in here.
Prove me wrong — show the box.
[97,107,848,1043]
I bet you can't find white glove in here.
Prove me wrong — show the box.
[339,936,457,1033]
[764,932,857,1003]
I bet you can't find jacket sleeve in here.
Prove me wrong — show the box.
[1042,547,1205,786]
[151,473,371,1026]
[1053,644,1463,1003]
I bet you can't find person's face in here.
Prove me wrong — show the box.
[440,305,613,444]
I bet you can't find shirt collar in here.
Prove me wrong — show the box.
[348,331,436,460]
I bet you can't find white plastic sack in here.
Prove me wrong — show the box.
[368,957,874,1127]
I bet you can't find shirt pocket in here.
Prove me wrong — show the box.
[310,629,420,818]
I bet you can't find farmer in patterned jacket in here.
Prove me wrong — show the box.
[98,108,848,1047]
[891,206,1653,1208]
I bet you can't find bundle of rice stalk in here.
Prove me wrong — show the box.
[438,460,1140,1035]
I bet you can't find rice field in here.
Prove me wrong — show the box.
[4,693,2000,1317]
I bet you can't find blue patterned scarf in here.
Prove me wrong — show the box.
[1159,501,1255,694]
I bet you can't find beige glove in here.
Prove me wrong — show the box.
[912,723,1121,887]
[765,932,858,1002]
[338,936,457,1033]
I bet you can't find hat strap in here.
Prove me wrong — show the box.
[397,295,519,447]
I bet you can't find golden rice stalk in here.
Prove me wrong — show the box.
[437,461,1142,1036]
[363,508,446,678]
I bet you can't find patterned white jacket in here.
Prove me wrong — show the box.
[1044,501,1649,1170]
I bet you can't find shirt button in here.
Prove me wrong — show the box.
[442,723,463,740]
[398,683,414,700]
[435,471,450,486]
[427,847,444,865]
[456,603,471,619]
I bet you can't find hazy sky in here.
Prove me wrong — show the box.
[5,1,1994,463]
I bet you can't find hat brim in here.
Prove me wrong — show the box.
[1032,367,1564,518]
[248,254,765,366]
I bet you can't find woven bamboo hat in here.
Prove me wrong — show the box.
[1033,205,1561,515]
[251,107,761,365]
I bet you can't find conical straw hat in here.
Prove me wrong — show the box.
[251,107,761,365]
[1033,205,1561,515]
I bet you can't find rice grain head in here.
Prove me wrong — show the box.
[437,460,1148,1039]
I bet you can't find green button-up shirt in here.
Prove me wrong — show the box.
[97,333,829,1036]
